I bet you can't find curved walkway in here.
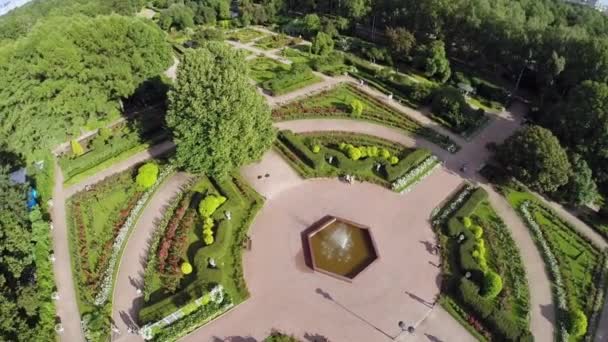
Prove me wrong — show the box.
[111,172,192,341]
[50,160,86,342]
[50,142,177,342]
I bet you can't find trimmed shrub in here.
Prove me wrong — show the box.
[71,139,85,157]
[181,262,193,275]
[471,225,483,239]
[347,146,362,160]
[459,278,494,318]
[350,99,364,117]
[312,145,321,153]
[204,234,215,245]
[199,195,227,217]
[136,162,160,188]
[569,309,587,337]
[463,216,472,228]
[482,271,503,299]
[389,156,399,165]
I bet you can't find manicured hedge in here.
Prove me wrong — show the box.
[276,130,435,188]
[434,186,531,340]
[261,63,321,96]
[384,149,431,182]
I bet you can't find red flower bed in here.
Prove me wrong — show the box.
[157,196,190,272]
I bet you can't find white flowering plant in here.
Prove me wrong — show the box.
[519,201,569,341]
[93,166,174,306]
[391,155,440,194]
[140,285,230,340]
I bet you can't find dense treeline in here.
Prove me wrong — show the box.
[0,0,146,41]
[0,14,172,160]
[0,162,55,341]
[242,0,608,202]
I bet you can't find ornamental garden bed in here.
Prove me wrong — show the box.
[59,111,168,186]
[67,162,171,340]
[227,28,266,43]
[254,33,298,50]
[274,130,439,193]
[432,184,532,341]
[138,175,263,341]
[272,84,459,152]
[502,185,608,340]
[248,57,322,96]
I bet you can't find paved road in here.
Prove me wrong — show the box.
[112,172,192,341]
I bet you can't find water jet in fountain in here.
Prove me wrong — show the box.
[305,216,379,281]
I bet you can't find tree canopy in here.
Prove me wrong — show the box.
[0,163,55,341]
[166,43,276,178]
[545,81,608,193]
[0,15,172,159]
[497,125,571,193]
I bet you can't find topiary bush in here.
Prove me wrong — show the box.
[181,262,193,275]
[199,195,227,217]
[471,225,483,239]
[463,216,472,228]
[350,99,364,117]
[569,309,588,337]
[136,162,160,188]
[71,139,85,157]
[346,146,362,160]
[459,278,494,318]
[482,271,503,299]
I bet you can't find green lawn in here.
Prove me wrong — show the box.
[227,28,266,43]
[272,84,458,152]
[139,175,263,325]
[248,57,289,83]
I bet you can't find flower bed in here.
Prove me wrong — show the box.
[517,198,608,341]
[272,84,459,152]
[433,185,532,340]
[139,175,264,330]
[390,155,440,193]
[275,130,437,192]
[140,285,231,341]
[519,201,569,341]
[94,166,173,305]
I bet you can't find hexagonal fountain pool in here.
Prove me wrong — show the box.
[305,216,379,281]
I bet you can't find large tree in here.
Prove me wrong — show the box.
[546,80,608,192]
[386,27,416,60]
[497,125,571,193]
[0,15,172,159]
[166,43,276,177]
[560,153,598,207]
